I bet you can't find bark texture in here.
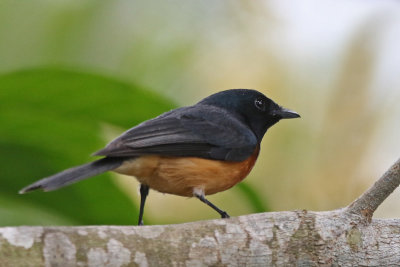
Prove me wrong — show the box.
[1,158,399,266]
[1,212,400,266]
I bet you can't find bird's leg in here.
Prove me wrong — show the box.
[138,184,149,226]
[195,193,230,219]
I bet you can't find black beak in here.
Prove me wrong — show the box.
[273,107,300,119]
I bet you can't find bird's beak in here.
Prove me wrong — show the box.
[273,107,300,119]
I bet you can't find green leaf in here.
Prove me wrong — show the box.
[0,67,174,225]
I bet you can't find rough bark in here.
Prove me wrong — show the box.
[1,158,399,266]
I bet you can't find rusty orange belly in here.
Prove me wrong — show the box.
[114,147,260,197]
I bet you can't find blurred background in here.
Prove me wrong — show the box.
[0,0,399,225]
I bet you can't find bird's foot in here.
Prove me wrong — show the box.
[221,211,230,219]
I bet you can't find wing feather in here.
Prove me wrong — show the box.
[94,105,257,161]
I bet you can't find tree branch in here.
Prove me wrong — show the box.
[1,158,400,266]
[346,158,400,221]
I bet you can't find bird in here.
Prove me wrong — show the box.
[19,89,300,225]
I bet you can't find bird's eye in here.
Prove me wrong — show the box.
[254,98,265,111]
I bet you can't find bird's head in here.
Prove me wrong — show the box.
[199,89,300,141]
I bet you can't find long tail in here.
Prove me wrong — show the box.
[19,157,124,194]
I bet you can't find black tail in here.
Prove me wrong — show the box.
[19,157,123,194]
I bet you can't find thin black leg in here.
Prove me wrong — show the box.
[138,184,149,226]
[195,194,230,219]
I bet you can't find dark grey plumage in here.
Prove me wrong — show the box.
[94,105,257,161]
[19,157,123,193]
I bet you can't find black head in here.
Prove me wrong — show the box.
[199,89,300,141]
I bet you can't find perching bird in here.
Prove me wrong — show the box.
[20,89,299,225]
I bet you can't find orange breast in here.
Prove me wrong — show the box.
[114,146,260,197]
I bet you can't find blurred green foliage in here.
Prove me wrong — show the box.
[0,67,174,225]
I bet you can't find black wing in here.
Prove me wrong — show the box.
[94,105,257,161]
